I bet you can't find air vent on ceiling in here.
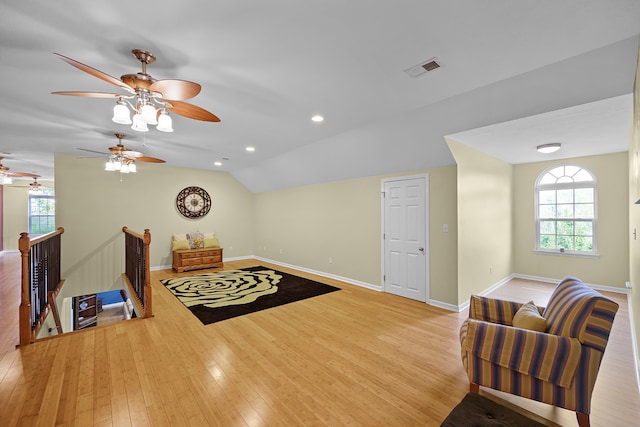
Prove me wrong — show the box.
[404,57,441,78]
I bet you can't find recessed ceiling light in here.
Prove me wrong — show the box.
[311,115,324,122]
[537,143,562,154]
[246,146,255,152]
[214,161,222,166]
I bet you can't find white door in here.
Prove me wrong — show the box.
[382,175,429,302]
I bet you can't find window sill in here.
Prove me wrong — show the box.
[534,249,599,259]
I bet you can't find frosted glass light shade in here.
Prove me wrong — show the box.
[2,176,12,185]
[112,103,132,124]
[537,143,561,154]
[140,104,158,125]
[105,161,115,171]
[157,110,173,132]
[129,162,137,173]
[131,114,149,132]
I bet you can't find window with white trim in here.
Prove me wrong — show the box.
[29,187,55,235]
[535,164,596,255]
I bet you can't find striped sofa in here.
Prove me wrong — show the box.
[459,277,618,427]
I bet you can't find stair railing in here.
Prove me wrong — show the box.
[18,227,65,345]
[121,226,152,318]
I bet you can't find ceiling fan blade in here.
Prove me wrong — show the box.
[77,148,110,155]
[54,53,135,94]
[122,150,144,158]
[136,156,166,163]
[151,79,201,100]
[165,100,220,122]
[52,91,126,98]
[8,172,40,178]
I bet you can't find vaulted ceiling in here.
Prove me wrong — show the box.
[1,1,639,192]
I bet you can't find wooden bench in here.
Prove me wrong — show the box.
[172,247,223,273]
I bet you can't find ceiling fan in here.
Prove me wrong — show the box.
[52,49,220,132]
[79,133,166,173]
[0,157,40,184]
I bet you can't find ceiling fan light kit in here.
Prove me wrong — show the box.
[101,133,165,175]
[53,49,220,134]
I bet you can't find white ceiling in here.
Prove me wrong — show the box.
[1,1,639,192]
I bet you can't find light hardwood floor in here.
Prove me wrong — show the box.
[0,251,638,426]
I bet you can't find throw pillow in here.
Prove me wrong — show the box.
[171,239,190,251]
[187,232,204,249]
[513,301,547,332]
[172,233,188,241]
[204,237,220,248]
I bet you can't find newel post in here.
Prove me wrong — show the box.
[143,228,152,318]
[18,232,32,345]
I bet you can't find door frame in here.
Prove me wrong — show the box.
[380,173,430,302]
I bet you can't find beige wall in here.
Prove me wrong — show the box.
[628,40,640,386]
[2,181,55,250]
[54,153,254,303]
[446,138,514,305]
[514,152,629,288]
[253,166,459,304]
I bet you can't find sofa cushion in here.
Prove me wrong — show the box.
[513,301,547,332]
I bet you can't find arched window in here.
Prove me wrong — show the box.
[535,164,596,255]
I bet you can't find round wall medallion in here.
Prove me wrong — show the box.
[176,186,211,218]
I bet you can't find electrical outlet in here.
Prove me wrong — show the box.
[329,257,333,264]
[279,249,283,254]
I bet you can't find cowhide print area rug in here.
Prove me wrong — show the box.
[160,266,340,324]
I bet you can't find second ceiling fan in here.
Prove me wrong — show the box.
[52,49,220,132]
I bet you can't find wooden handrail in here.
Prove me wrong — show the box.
[19,227,65,346]
[122,226,152,318]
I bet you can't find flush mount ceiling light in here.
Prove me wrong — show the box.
[537,143,562,154]
[245,146,255,152]
[52,49,221,133]
[311,115,324,122]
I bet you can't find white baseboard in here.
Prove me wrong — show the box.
[627,288,640,395]
[253,256,381,292]
[428,299,460,312]
[513,273,629,294]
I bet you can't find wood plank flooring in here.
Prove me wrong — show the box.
[0,251,638,426]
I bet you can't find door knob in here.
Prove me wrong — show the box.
[418,247,424,253]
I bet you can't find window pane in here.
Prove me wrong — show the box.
[539,190,556,204]
[539,205,556,218]
[575,204,594,219]
[540,235,556,249]
[565,165,580,177]
[540,221,556,234]
[575,236,593,251]
[558,235,575,251]
[575,221,593,236]
[557,204,574,218]
[574,169,594,182]
[557,189,573,203]
[540,174,557,185]
[557,220,574,235]
[575,188,593,203]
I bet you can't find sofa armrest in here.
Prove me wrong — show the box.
[464,319,581,388]
[469,295,526,325]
